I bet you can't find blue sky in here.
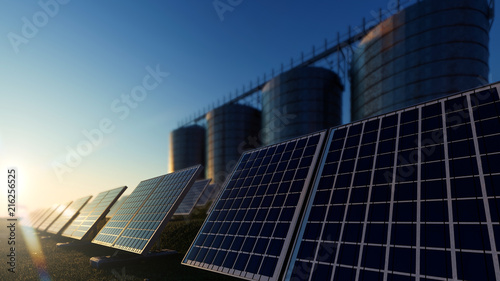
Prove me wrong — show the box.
[0,0,498,213]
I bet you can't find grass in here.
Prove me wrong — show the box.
[0,205,241,281]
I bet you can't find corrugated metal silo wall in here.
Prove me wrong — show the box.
[261,66,343,146]
[351,0,490,121]
[206,104,261,184]
[169,125,206,173]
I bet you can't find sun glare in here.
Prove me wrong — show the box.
[20,224,52,281]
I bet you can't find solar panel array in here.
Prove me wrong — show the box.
[175,179,211,215]
[92,165,202,254]
[184,83,500,281]
[38,201,73,232]
[25,208,48,227]
[46,196,92,235]
[183,132,326,281]
[35,204,60,230]
[196,184,217,207]
[62,186,127,240]
[286,86,500,281]
[106,195,129,218]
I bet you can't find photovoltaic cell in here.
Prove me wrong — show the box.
[175,179,211,215]
[183,132,327,281]
[106,195,129,218]
[38,201,73,232]
[92,165,202,254]
[47,195,92,235]
[285,85,500,281]
[62,186,127,240]
[196,184,217,207]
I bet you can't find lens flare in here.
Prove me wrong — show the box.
[20,222,52,281]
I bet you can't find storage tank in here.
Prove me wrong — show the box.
[206,104,261,184]
[261,67,343,146]
[350,0,491,121]
[169,125,205,173]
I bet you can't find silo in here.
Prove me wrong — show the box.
[206,104,261,184]
[351,0,491,121]
[169,125,205,173]
[261,66,343,146]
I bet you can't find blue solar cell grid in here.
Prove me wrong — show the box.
[197,183,217,207]
[285,85,500,281]
[183,132,327,281]
[47,195,92,235]
[62,186,127,240]
[92,176,164,247]
[92,165,202,254]
[175,179,212,215]
[107,195,129,218]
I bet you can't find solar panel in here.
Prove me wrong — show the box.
[38,201,73,232]
[205,184,226,215]
[46,196,92,235]
[285,85,500,280]
[175,179,211,215]
[183,132,327,281]
[106,195,129,218]
[92,165,202,254]
[196,183,217,207]
[62,186,127,240]
[25,208,48,227]
[34,204,60,230]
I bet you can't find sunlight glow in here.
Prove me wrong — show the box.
[20,225,52,281]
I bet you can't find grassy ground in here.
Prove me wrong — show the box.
[0,205,241,281]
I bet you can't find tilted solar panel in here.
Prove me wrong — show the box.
[92,176,164,247]
[106,195,129,218]
[25,208,47,227]
[183,132,327,281]
[204,184,224,216]
[46,195,92,235]
[196,183,216,207]
[38,201,73,232]
[34,205,59,229]
[62,186,127,240]
[175,179,211,215]
[92,165,202,254]
[285,85,500,281]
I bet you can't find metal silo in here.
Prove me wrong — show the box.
[206,104,261,184]
[351,0,491,121]
[261,66,343,146]
[169,125,205,173]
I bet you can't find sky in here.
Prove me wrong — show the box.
[0,0,499,216]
